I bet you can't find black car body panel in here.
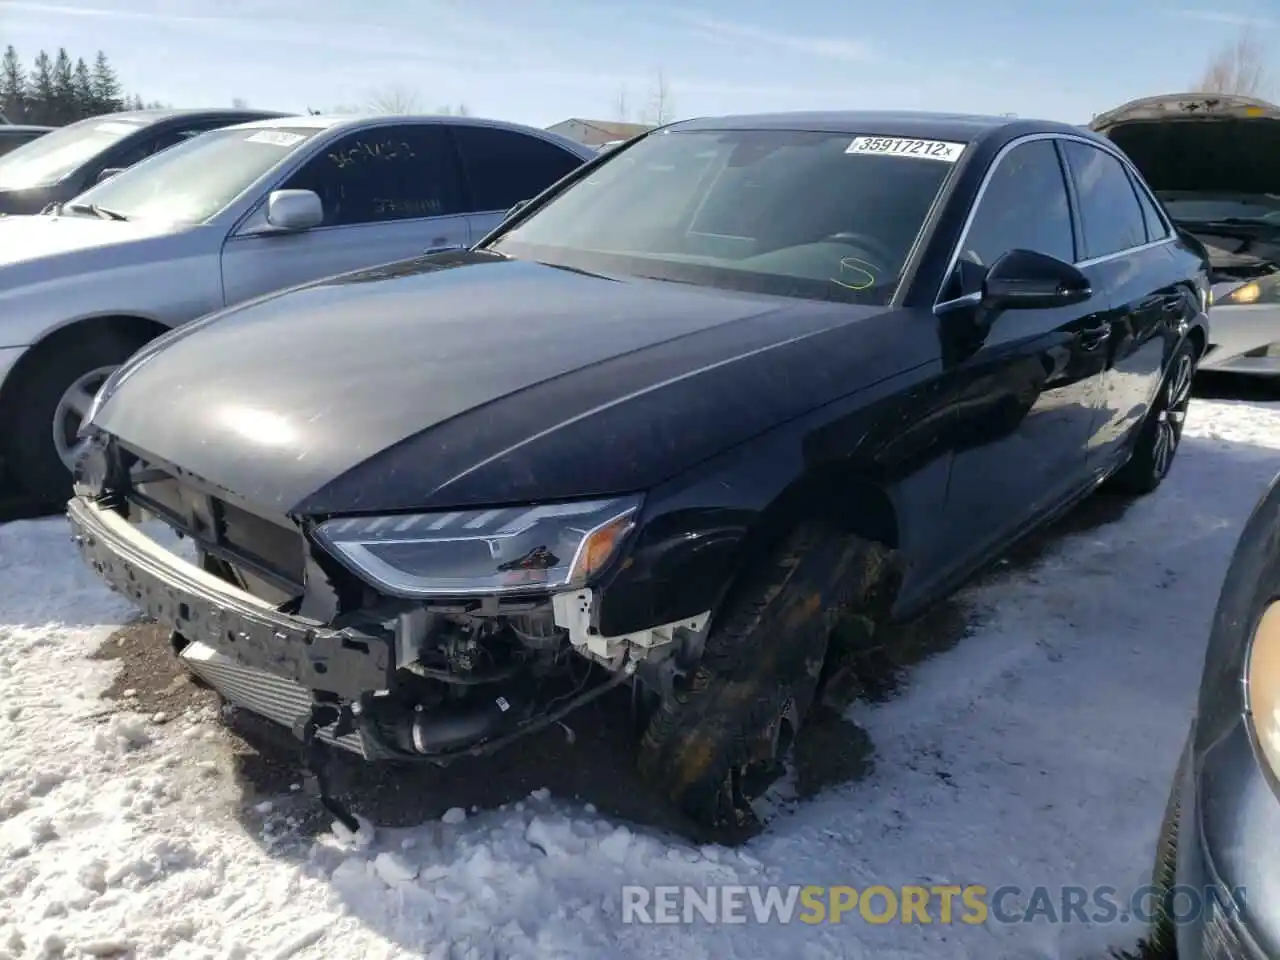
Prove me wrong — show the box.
[72,109,1211,765]
[0,108,291,216]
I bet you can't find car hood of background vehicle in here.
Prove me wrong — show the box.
[0,213,195,280]
[92,253,904,515]
[1091,92,1280,196]
[1091,93,1280,285]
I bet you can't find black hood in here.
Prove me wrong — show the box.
[93,252,898,515]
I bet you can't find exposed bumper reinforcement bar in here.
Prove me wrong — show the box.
[66,496,393,700]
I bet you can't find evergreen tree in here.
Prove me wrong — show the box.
[89,50,122,114]
[72,58,93,118]
[0,47,26,122]
[26,50,55,124]
[51,48,74,124]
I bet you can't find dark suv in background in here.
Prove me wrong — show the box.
[0,124,52,159]
[0,107,290,215]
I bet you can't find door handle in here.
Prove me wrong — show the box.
[1080,323,1111,351]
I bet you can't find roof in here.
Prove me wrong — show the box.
[228,114,597,156]
[96,107,291,125]
[669,110,1084,144]
[549,118,654,139]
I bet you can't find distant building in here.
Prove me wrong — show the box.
[545,118,653,147]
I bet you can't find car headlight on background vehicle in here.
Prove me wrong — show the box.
[312,495,643,598]
[1247,601,1280,778]
[1222,274,1280,306]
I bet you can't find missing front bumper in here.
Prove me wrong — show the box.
[66,496,393,699]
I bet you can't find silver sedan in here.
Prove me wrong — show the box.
[0,114,595,499]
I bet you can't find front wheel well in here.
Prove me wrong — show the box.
[0,313,170,453]
[0,313,168,434]
[713,463,902,628]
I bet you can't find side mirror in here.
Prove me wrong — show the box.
[982,248,1092,311]
[503,199,529,221]
[264,189,323,232]
[95,167,125,184]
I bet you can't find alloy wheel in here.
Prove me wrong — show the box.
[52,365,117,471]
[1152,353,1193,481]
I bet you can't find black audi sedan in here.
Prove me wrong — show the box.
[0,107,289,215]
[67,111,1211,831]
[1147,471,1280,959]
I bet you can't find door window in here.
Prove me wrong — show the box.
[1061,140,1147,259]
[952,138,1076,293]
[452,125,584,212]
[280,123,466,227]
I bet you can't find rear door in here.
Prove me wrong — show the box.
[1058,139,1179,473]
[933,136,1110,569]
[449,124,587,239]
[219,122,472,306]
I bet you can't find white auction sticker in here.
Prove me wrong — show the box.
[846,136,966,162]
[245,130,305,147]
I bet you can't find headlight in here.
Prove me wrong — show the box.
[1222,274,1280,306]
[1247,601,1280,777]
[313,495,642,598]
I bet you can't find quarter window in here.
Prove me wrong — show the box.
[959,139,1076,270]
[1127,170,1170,243]
[280,123,466,227]
[452,125,584,212]
[1061,140,1147,259]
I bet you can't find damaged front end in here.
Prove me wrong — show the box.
[67,434,710,774]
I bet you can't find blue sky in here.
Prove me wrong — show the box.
[1,0,1276,127]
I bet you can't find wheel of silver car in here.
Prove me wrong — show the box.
[4,328,155,503]
[1107,338,1199,497]
[52,365,117,471]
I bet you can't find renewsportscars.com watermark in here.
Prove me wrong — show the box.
[621,884,1247,926]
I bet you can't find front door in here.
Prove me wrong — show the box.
[220,123,472,307]
[931,137,1109,572]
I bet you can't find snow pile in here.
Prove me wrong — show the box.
[0,397,1277,959]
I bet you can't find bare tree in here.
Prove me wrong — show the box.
[434,103,471,116]
[365,83,422,114]
[231,96,248,108]
[644,70,674,125]
[1197,27,1272,97]
[613,83,632,122]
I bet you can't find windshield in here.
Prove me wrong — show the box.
[69,125,323,223]
[488,128,961,305]
[0,116,148,190]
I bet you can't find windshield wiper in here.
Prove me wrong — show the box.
[65,202,128,222]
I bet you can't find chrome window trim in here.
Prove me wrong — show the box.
[933,131,1174,309]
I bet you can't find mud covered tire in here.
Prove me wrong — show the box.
[5,329,152,502]
[636,522,894,830]
[1107,338,1198,497]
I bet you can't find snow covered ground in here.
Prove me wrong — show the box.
[1,397,1278,960]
